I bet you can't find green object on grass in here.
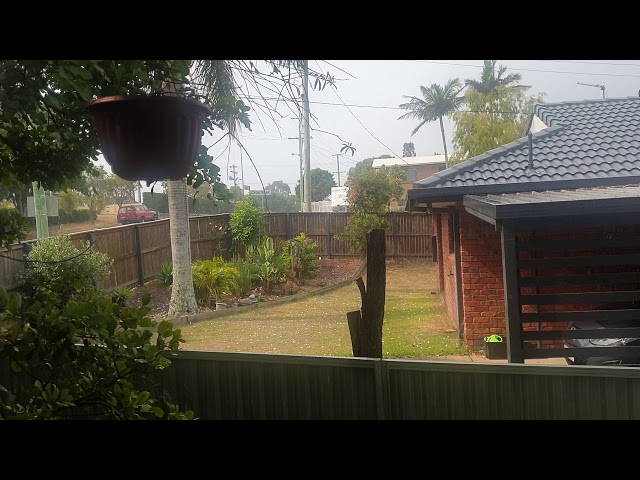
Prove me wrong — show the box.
[485,334,503,343]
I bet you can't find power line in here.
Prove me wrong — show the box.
[410,60,640,78]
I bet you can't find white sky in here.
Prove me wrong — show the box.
[96,60,640,193]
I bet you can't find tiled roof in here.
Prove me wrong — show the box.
[412,97,640,192]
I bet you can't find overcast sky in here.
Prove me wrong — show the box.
[97,60,640,193]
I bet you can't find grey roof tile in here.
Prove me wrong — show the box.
[413,97,640,193]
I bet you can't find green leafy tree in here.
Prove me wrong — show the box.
[450,86,545,166]
[402,142,416,157]
[267,180,291,195]
[294,168,336,202]
[464,60,528,95]
[264,191,299,213]
[346,155,391,184]
[341,163,404,255]
[399,79,465,167]
[105,176,137,206]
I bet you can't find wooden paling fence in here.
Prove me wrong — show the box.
[0,212,432,292]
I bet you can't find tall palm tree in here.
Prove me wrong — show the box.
[164,60,247,317]
[165,60,313,317]
[465,60,528,94]
[398,79,465,167]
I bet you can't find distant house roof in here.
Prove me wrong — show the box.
[372,154,446,169]
[407,97,640,207]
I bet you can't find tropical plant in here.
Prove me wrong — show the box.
[398,79,465,167]
[111,285,133,307]
[255,237,286,294]
[281,233,320,284]
[191,257,240,306]
[228,257,259,298]
[159,262,173,286]
[464,60,528,95]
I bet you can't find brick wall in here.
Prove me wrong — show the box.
[458,208,505,350]
[435,212,459,330]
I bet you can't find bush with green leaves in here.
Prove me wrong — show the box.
[340,164,403,255]
[281,233,320,284]
[16,233,112,305]
[0,286,192,420]
[192,257,240,306]
[159,262,173,286]
[0,209,27,250]
[111,286,133,307]
[228,196,264,254]
[255,237,286,294]
[228,256,260,298]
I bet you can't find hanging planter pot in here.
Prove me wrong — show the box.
[86,95,211,182]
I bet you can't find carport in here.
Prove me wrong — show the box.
[463,184,640,363]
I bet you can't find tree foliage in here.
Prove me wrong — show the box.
[402,142,416,157]
[1,234,190,420]
[464,60,528,95]
[450,86,545,166]
[341,163,404,254]
[294,168,336,202]
[267,180,291,195]
[399,79,465,167]
[228,196,264,251]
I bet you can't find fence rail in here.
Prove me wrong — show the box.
[1,212,432,292]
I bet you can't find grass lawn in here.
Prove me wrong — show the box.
[178,258,474,358]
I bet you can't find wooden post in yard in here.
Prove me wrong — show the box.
[347,228,386,358]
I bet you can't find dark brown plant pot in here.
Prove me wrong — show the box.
[87,95,211,182]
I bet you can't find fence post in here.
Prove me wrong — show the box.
[135,225,144,286]
[326,212,332,258]
[392,213,399,258]
[286,213,291,240]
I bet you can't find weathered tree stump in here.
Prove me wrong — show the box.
[347,229,386,358]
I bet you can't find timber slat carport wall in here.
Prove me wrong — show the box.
[502,216,640,364]
[0,212,433,292]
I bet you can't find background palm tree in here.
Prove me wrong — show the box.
[398,79,465,167]
[465,60,528,94]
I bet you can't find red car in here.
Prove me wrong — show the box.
[117,204,159,224]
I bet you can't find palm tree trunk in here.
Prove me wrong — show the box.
[439,116,449,167]
[167,178,199,317]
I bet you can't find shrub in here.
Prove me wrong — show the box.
[228,196,264,254]
[0,209,27,250]
[17,233,112,305]
[228,257,259,298]
[192,257,240,306]
[111,285,133,307]
[0,287,192,420]
[159,262,173,286]
[281,233,320,284]
[256,237,286,294]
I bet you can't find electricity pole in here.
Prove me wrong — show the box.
[302,60,312,212]
[228,164,239,187]
[332,153,342,187]
[288,116,304,212]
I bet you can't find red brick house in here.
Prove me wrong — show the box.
[407,96,640,363]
